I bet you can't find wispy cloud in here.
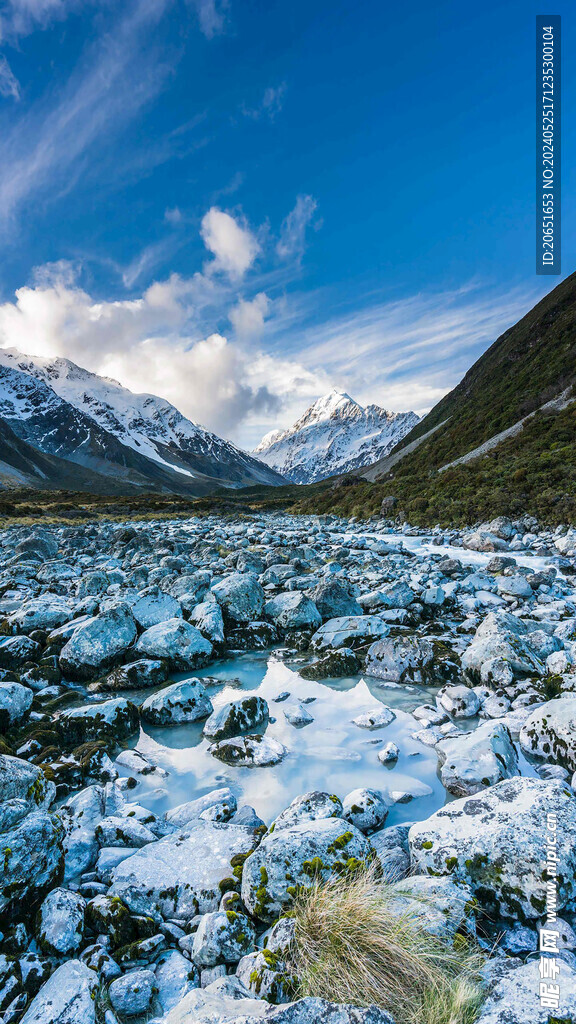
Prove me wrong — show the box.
[189,0,229,39]
[0,0,172,230]
[0,55,20,99]
[242,82,286,121]
[0,0,89,40]
[276,194,318,261]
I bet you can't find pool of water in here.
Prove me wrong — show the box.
[120,650,453,828]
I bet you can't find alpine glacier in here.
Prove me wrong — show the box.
[253,389,419,484]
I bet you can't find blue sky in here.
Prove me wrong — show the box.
[0,0,572,447]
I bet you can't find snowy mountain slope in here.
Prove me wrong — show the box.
[0,348,284,494]
[253,389,419,484]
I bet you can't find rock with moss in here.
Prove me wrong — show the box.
[342,788,389,834]
[58,604,137,681]
[91,658,168,692]
[310,579,363,621]
[58,697,139,745]
[20,959,98,1024]
[0,635,41,670]
[241,817,371,923]
[95,814,157,847]
[109,968,156,1018]
[1,810,64,919]
[364,636,435,684]
[37,887,85,955]
[461,610,545,685]
[0,754,55,832]
[437,684,480,718]
[203,696,269,742]
[140,679,213,726]
[109,819,258,919]
[236,949,293,1004]
[352,705,396,730]
[476,957,576,1024]
[212,574,265,624]
[436,720,518,796]
[409,777,576,923]
[210,734,288,767]
[85,893,134,949]
[273,792,344,831]
[519,697,576,771]
[192,909,256,966]
[300,647,361,680]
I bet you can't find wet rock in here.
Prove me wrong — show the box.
[436,721,519,796]
[109,820,258,919]
[59,605,137,681]
[342,788,388,833]
[310,616,388,652]
[203,696,269,742]
[241,817,371,922]
[519,697,576,770]
[210,734,288,767]
[0,635,40,670]
[20,959,97,1024]
[299,647,360,680]
[92,658,168,692]
[135,618,213,670]
[283,701,314,726]
[37,887,85,955]
[352,705,396,729]
[409,777,576,922]
[364,636,434,683]
[59,697,139,744]
[140,679,213,726]
[377,741,399,764]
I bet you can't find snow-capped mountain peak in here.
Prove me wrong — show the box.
[253,389,419,484]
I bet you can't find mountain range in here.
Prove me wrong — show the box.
[253,390,419,483]
[0,349,284,495]
[296,272,576,525]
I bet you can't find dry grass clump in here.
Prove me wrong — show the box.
[287,865,485,1024]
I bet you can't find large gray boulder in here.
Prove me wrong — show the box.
[409,777,576,922]
[311,579,362,621]
[58,697,139,744]
[140,679,213,726]
[212,574,265,623]
[0,634,41,669]
[109,820,258,919]
[135,618,213,669]
[461,610,544,685]
[189,601,226,645]
[1,810,64,919]
[272,791,344,831]
[364,636,434,683]
[436,721,519,796]
[476,959,576,1024]
[241,817,371,923]
[264,592,321,631]
[0,754,55,832]
[210,734,288,767]
[58,785,105,880]
[164,982,395,1023]
[109,969,155,1017]
[519,698,576,771]
[59,605,137,680]
[8,596,72,633]
[131,588,182,629]
[192,910,256,966]
[37,887,85,955]
[20,959,97,1024]
[0,680,34,731]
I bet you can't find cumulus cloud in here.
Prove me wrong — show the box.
[228,292,269,338]
[0,56,20,100]
[189,0,229,39]
[276,194,318,261]
[201,207,260,279]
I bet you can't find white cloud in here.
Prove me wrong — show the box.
[0,0,86,39]
[0,56,20,100]
[201,207,260,279]
[190,0,229,39]
[229,292,269,338]
[242,83,286,121]
[276,194,318,261]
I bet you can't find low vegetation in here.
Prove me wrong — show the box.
[287,865,485,1024]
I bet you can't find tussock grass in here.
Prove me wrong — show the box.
[287,865,485,1024]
